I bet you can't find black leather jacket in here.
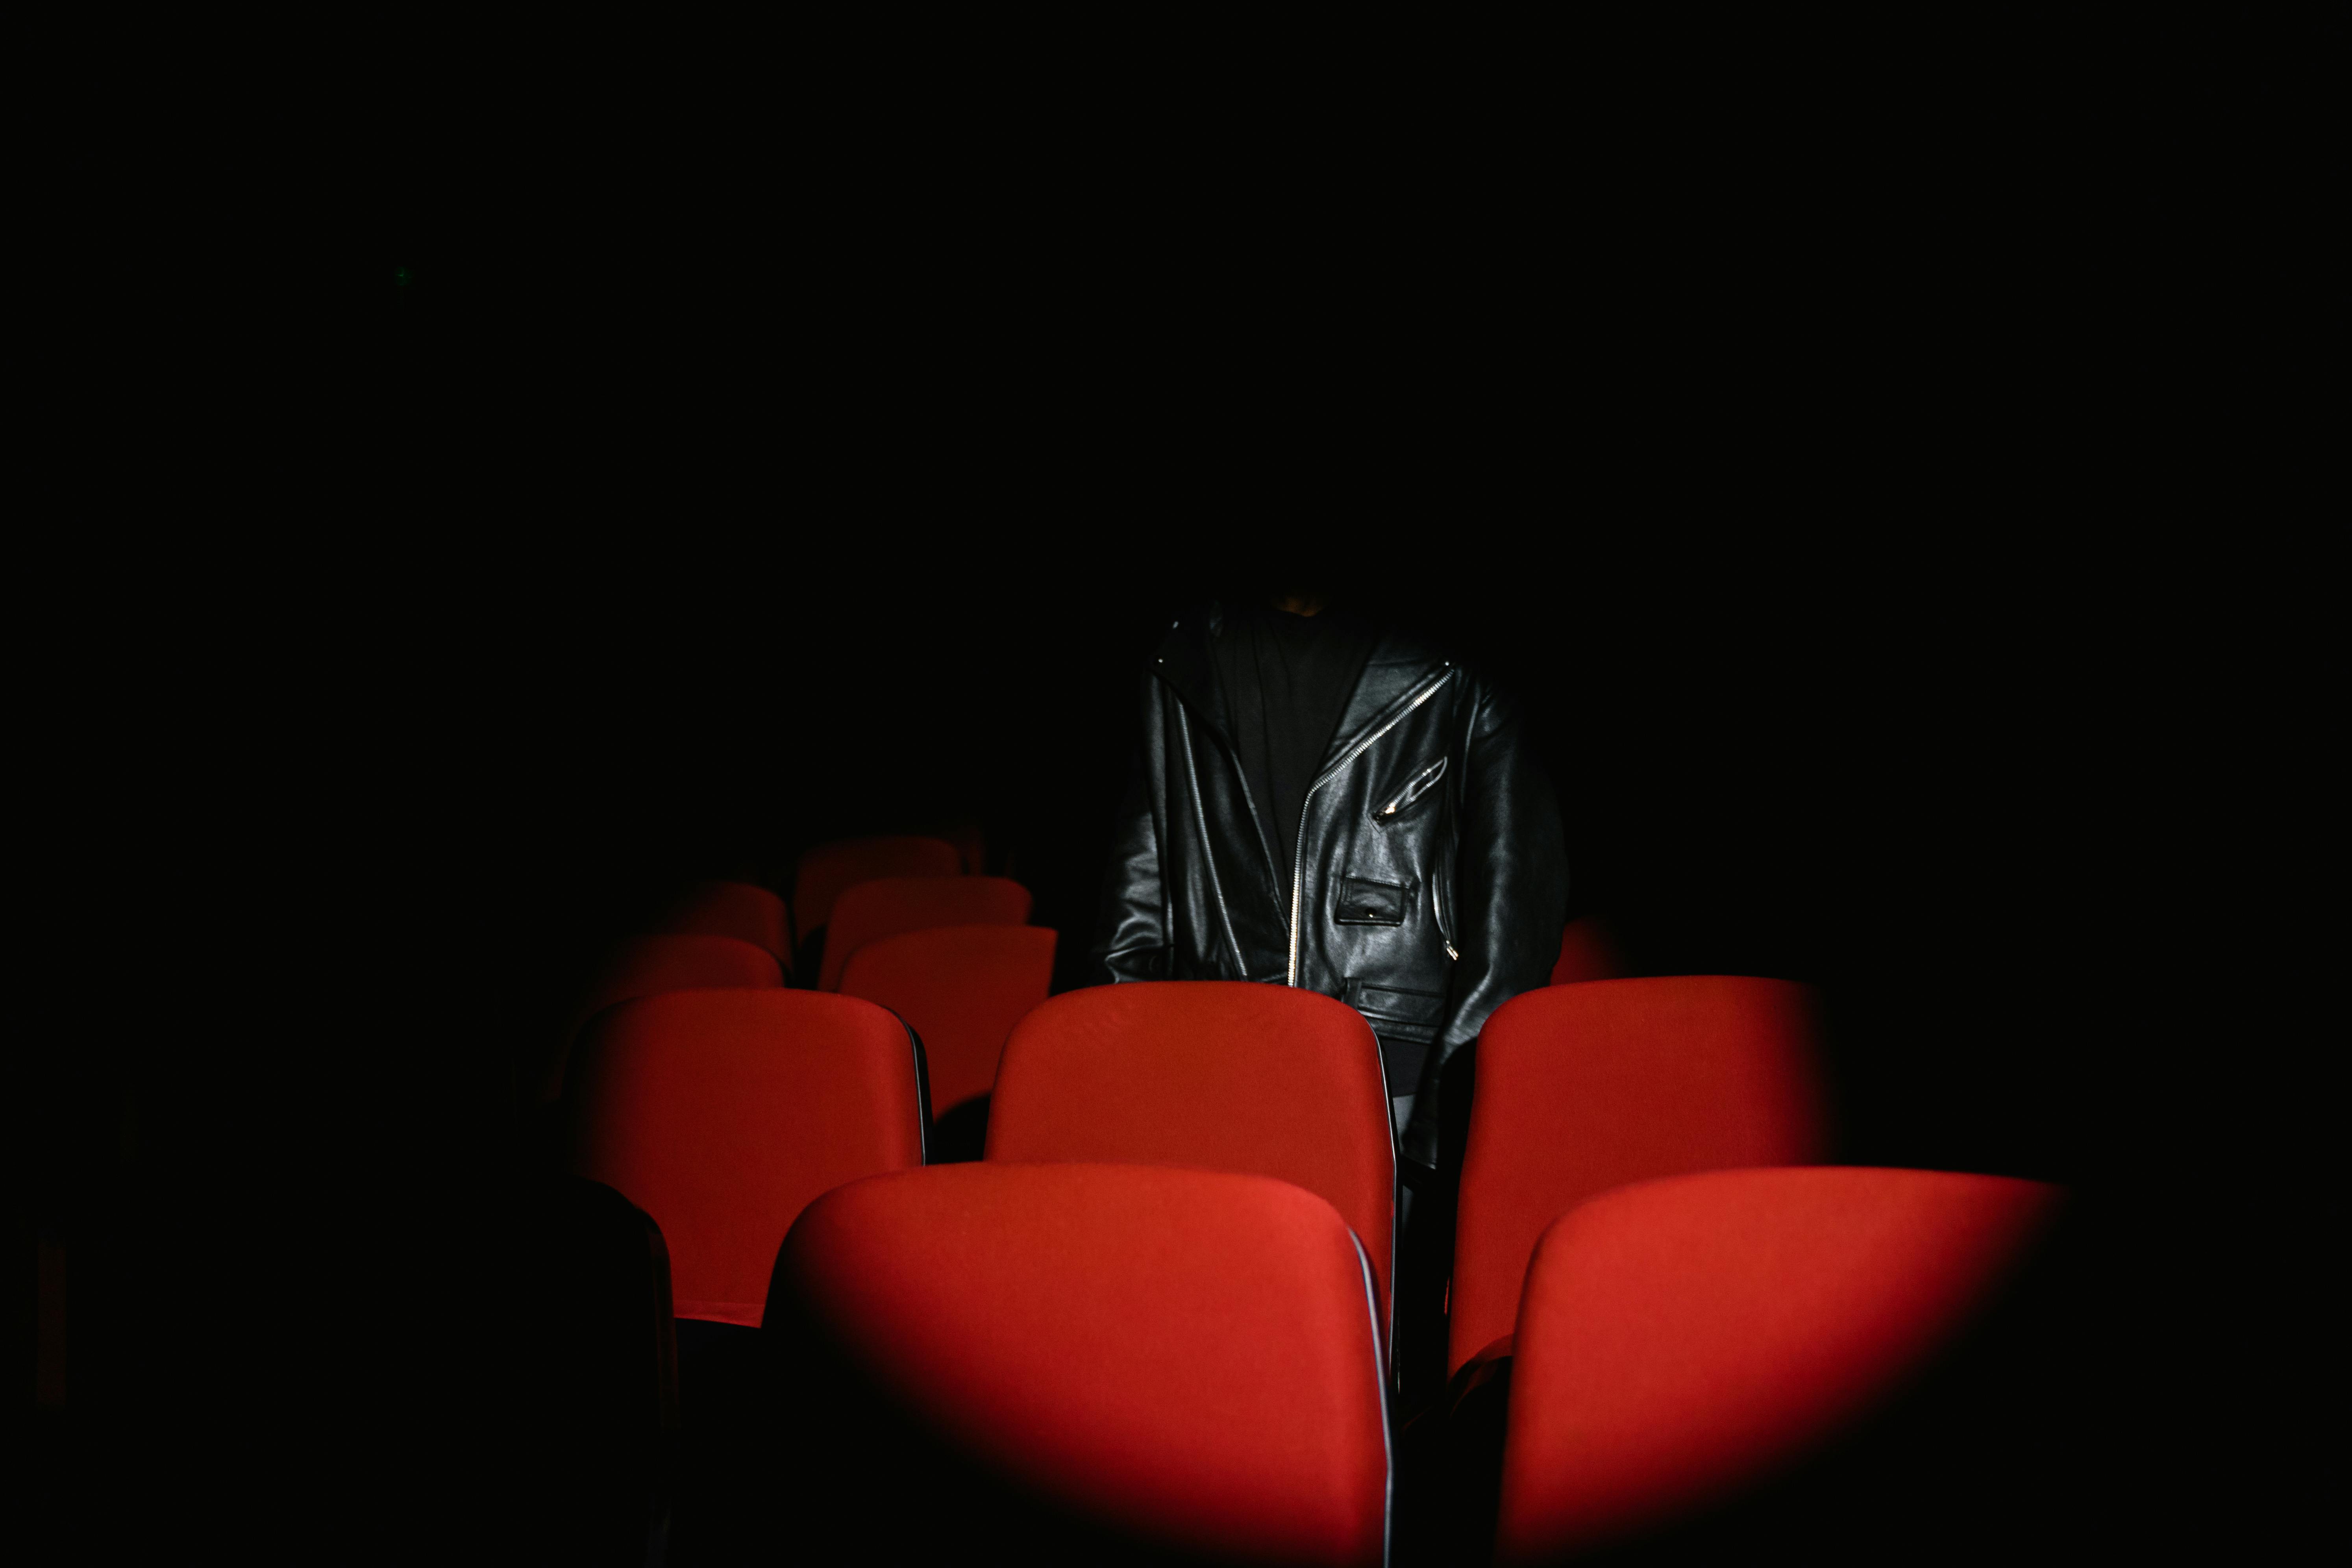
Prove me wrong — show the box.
[1091,603,1568,1170]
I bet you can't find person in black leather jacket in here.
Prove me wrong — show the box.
[1090,585,1568,1396]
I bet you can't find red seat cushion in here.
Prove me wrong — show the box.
[1495,1167,2059,1562]
[647,880,792,970]
[817,875,1033,992]
[1451,976,1826,1373]
[837,924,1057,1114]
[986,981,1395,1336]
[567,989,925,1325]
[774,1163,1390,1565]
[791,835,963,943]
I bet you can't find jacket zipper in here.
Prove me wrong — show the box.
[1289,666,1457,986]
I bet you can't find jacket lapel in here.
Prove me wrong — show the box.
[1149,605,1233,746]
[1315,631,1451,781]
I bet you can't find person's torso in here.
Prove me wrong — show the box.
[1145,604,1471,1059]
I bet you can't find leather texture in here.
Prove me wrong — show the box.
[1091,602,1569,1169]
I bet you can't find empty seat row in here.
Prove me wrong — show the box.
[564,980,1390,1335]
[540,1159,2052,1565]
[533,849,2054,1559]
[635,861,1028,985]
[566,894,1615,1112]
[622,833,985,987]
[565,975,1832,1361]
[544,868,1040,1102]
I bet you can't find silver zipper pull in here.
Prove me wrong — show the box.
[1445,941,1460,961]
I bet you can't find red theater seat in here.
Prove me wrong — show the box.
[566,989,926,1327]
[790,835,963,944]
[538,933,785,1101]
[1450,977,1826,1375]
[816,874,1033,992]
[986,981,1395,1337]
[646,879,793,974]
[771,1163,1392,1566]
[1494,1167,2059,1562]
[579,933,783,1019]
[1548,915,1627,985]
[837,924,1057,1118]
[925,819,988,875]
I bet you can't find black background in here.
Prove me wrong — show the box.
[36,37,2279,1560]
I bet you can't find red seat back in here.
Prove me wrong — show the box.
[986,981,1395,1334]
[791,835,962,943]
[1495,1167,2059,1562]
[647,880,792,972]
[838,924,1057,1115]
[926,819,987,875]
[540,933,785,1101]
[567,989,925,1325]
[1451,977,1826,1373]
[773,1163,1390,1565]
[817,875,1033,992]
[1548,915,1627,985]
[579,933,783,1020]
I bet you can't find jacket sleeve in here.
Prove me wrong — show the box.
[1089,736,1173,985]
[1404,681,1567,1168]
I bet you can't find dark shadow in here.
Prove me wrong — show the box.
[1395,1042,1478,1418]
[509,1176,678,1568]
[790,927,825,990]
[665,1280,1334,1566]
[1395,1351,1512,1568]
[930,1094,991,1163]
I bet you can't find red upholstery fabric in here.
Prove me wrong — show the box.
[986,982,1395,1333]
[541,933,785,1101]
[837,924,1057,1114]
[774,1163,1390,1566]
[579,934,782,1019]
[790,835,963,943]
[927,820,987,875]
[1450,977,1826,1374]
[1494,1167,2059,1562]
[816,875,1033,992]
[647,879,792,971]
[1548,915,1627,985]
[567,989,924,1326]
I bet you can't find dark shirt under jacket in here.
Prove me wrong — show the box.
[1209,604,1379,909]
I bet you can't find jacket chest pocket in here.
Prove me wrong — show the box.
[1373,757,1447,822]
[1334,876,1407,926]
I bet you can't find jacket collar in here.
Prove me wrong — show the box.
[1317,631,1455,780]
[1151,602,1453,770]
[1149,602,1227,737]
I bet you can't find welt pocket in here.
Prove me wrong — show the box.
[1333,876,1408,926]
[1343,978,1446,1036]
[1373,757,1447,821]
